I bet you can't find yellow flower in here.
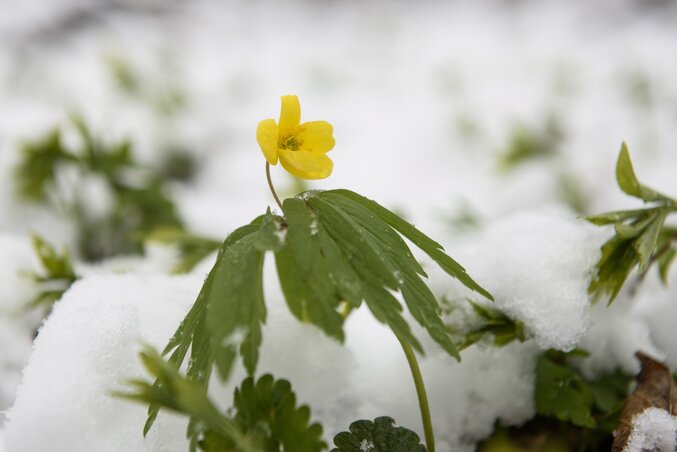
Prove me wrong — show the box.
[257,95,335,179]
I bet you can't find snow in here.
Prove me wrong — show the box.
[634,270,677,370]
[446,209,608,352]
[0,319,32,414]
[345,306,539,452]
[3,274,196,452]
[1,0,677,450]
[3,266,360,450]
[576,290,664,379]
[623,407,677,452]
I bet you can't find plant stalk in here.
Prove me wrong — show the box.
[265,162,284,212]
[397,335,435,452]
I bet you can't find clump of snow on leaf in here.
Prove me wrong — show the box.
[623,408,677,452]
[449,209,607,352]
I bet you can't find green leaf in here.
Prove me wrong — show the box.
[459,301,527,350]
[26,235,78,309]
[14,129,77,201]
[115,347,256,451]
[498,115,563,172]
[535,353,596,428]
[275,201,345,340]
[308,196,424,353]
[331,416,426,452]
[254,209,286,252]
[206,233,266,376]
[634,211,668,272]
[146,222,265,436]
[589,236,638,303]
[586,208,656,226]
[15,119,184,261]
[317,192,457,357]
[616,143,642,199]
[275,245,345,340]
[308,196,399,290]
[282,198,321,274]
[616,143,673,203]
[323,189,493,301]
[612,212,656,239]
[145,227,221,273]
[588,373,632,417]
[231,374,327,452]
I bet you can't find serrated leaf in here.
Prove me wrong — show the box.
[317,192,456,357]
[232,374,327,452]
[588,373,632,416]
[361,282,423,353]
[206,232,266,375]
[323,189,493,301]
[535,353,596,428]
[616,143,673,203]
[589,236,638,303]
[282,198,321,274]
[460,301,526,350]
[254,209,286,252]
[317,192,426,277]
[146,222,265,436]
[145,227,220,273]
[308,196,400,290]
[275,244,345,341]
[116,347,256,451]
[586,208,656,226]
[633,211,668,272]
[275,200,345,340]
[308,196,424,353]
[26,235,78,309]
[15,129,77,201]
[331,416,426,452]
[616,143,643,199]
[613,213,656,239]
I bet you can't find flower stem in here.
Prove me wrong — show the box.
[265,162,284,212]
[396,335,435,452]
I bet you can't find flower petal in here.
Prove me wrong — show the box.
[279,95,301,133]
[256,119,279,165]
[279,149,333,180]
[298,121,335,154]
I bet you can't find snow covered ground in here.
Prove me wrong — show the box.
[1,1,677,451]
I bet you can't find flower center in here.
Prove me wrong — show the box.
[279,134,302,151]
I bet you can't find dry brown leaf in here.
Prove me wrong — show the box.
[611,351,677,451]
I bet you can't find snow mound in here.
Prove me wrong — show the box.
[0,319,32,414]
[623,407,677,452]
[3,265,360,451]
[452,209,607,352]
[3,274,198,452]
